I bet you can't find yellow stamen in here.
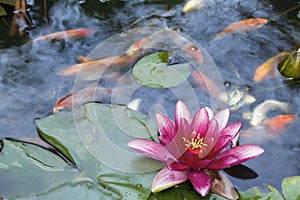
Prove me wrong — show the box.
[182,131,208,150]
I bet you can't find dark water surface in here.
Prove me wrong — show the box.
[0,0,300,192]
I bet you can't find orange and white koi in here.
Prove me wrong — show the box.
[238,113,297,145]
[33,28,96,42]
[243,99,290,126]
[262,114,297,134]
[213,18,268,39]
[253,52,290,82]
[182,0,206,13]
[191,70,222,97]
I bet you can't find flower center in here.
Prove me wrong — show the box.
[182,130,207,151]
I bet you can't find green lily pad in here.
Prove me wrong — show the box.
[148,182,226,200]
[238,185,284,200]
[0,103,161,199]
[132,51,191,88]
[20,183,112,200]
[282,176,300,200]
[0,139,76,198]
[278,49,300,79]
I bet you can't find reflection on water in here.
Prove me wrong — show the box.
[0,0,300,192]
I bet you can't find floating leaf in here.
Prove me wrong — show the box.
[0,103,160,199]
[0,139,76,198]
[282,176,300,200]
[148,182,226,200]
[278,49,300,79]
[238,185,284,200]
[132,51,191,88]
[21,183,112,200]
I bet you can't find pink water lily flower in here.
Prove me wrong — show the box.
[128,101,264,197]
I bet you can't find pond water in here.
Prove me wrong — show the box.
[0,0,300,194]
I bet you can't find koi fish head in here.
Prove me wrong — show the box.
[185,44,204,63]
[246,18,268,29]
[126,39,146,55]
[52,93,76,113]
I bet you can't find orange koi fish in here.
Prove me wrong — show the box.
[33,28,96,42]
[52,84,113,113]
[126,38,146,55]
[127,30,205,63]
[213,18,268,39]
[58,54,140,81]
[77,55,94,63]
[253,52,290,82]
[262,114,297,134]
[191,70,222,97]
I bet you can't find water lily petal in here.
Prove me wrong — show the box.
[166,118,191,158]
[175,101,192,129]
[207,144,264,169]
[188,170,211,196]
[212,108,230,131]
[128,138,174,162]
[151,166,189,193]
[193,159,213,169]
[179,150,203,166]
[204,107,214,121]
[158,135,172,146]
[191,107,209,135]
[198,119,219,159]
[156,112,176,145]
[168,161,191,171]
[208,122,243,156]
